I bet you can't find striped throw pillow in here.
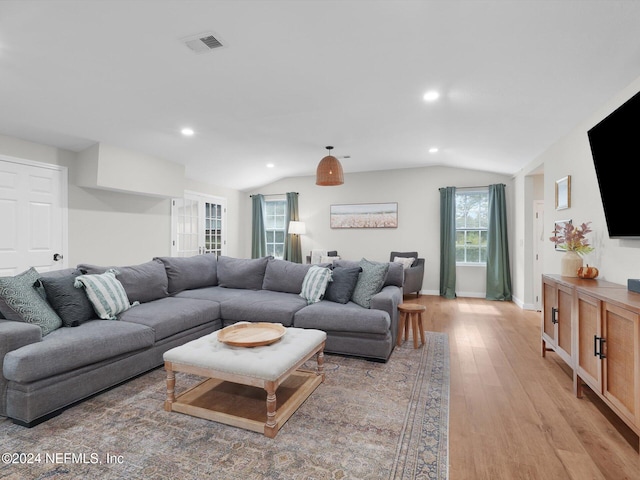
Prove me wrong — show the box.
[74,269,137,320]
[299,265,333,305]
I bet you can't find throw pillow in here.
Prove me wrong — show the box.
[351,258,389,308]
[39,270,95,327]
[74,269,137,320]
[299,265,333,305]
[393,256,415,270]
[324,266,362,304]
[0,267,63,336]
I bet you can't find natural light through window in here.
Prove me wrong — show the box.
[455,189,489,265]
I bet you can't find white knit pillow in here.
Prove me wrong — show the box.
[393,256,415,270]
[299,266,333,305]
[74,269,137,320]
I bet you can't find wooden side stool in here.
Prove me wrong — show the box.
[397,303,426,349]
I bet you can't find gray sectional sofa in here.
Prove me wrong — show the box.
[0,254,403,427]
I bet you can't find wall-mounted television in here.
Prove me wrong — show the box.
[587,89,640,238]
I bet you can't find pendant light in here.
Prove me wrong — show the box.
[316,146,344,186]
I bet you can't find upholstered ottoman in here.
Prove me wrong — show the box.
[163,326,326,438]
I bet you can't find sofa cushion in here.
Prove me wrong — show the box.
[351,259,389,308]
[2,319,155,383]
[219,290,307,327]
[77,260,169,303]
[300,266,333,304]
[154,254,218,294]
[74,269,136,320]
[39,270,95,327]
[262,258,311,294]
[0,268,62,336]
[324,266,362,304]
[118,297,220,341]
[335,258,403,288]
[294,300,390,335]
[217,256,269,290]
[174,286,247,303]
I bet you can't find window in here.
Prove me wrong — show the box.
[455,189,489,264]
[265,199,286,259]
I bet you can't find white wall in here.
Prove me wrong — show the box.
[515,73,640,289]
[244,166,513,297]
[0,134,242,267]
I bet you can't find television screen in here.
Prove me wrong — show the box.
[587,90,640,238]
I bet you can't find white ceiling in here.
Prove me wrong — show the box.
[1,1,640,191]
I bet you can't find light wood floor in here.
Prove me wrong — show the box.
[402,295,640,480]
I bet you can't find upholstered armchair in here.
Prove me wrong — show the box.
[306,250,339,265]
[390,251,425,297]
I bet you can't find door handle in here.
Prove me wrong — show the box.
[551,307,558,324]
[599,337,606,359]
[53,253,63,262]
[594,336,606,359]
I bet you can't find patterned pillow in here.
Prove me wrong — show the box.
[0,267,63,335]
[393,256,415,270]
[74,269,137,320]
[351,258,389,308]
[299,266,333,305]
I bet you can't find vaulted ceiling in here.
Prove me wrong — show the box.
[1,1,639,190]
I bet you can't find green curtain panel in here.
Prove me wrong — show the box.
[486,183,513,301]
[439,186,457,299]
[251,194,266,258]
[284,192,302,263]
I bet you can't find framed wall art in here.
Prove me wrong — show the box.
[555,175,571,210]
[330,202,398,229]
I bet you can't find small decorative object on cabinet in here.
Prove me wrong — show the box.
[577,264,599,279]
[549,220,594,277]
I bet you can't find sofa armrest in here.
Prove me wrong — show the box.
[370,285,403,346]
[0,320,42,415]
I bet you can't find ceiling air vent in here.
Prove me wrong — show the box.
[181,32,224,54]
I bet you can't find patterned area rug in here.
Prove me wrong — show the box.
[1,332,449,480]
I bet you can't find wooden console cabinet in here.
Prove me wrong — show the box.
[541,274,640,437]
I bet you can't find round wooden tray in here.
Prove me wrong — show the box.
[217,322,286,347]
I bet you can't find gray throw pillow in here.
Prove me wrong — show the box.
[154,254,218,294]
[262,258,311,294]
[351,259,389,308]
[324,266,362,304]
[0,267,63,336]
[77,260,169,303]
[39,270,95,327]
[217,256,270,290]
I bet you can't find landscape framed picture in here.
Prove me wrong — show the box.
[330,202,398,229]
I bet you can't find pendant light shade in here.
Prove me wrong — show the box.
[316,146,344,186]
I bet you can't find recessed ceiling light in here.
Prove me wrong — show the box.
[181,127,194,136]
[423,91,440,102]
[266,163,275,168]
[429,147,439,154]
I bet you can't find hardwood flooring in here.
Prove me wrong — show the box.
[401,295,640,480]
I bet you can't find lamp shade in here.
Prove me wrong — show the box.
[316,146,344,186]
[288,221,306,235]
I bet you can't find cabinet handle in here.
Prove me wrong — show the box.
[594,335,599,357]
[599,337,606,359]
[551,307,558,324]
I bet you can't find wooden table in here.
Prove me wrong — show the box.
[163,327,326,438]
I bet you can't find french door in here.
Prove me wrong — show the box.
[171,192,226,257]
[0,155,68,276]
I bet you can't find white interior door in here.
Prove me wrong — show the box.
[0,156,68,276]
[171,192,226,257]
[533,200,545,311]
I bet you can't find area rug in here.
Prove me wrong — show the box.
[0,332,449,480]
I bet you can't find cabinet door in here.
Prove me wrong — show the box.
[576,292,601,391]
[602,302,639,427]
[542,279,558,344]
[556,284,574,365]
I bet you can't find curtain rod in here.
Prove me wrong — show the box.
[249,192,299,198]
[449,183,506,190]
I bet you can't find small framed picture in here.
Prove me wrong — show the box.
[555,175,571,210]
